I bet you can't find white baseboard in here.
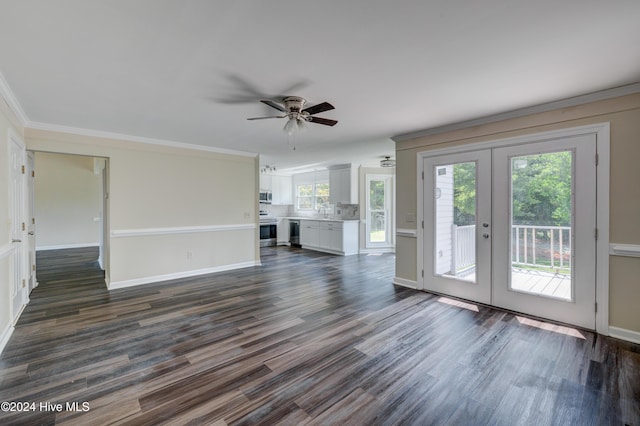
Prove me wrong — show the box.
[360,247,395,254]
[37,243,99,251]
[108,260,261,290]
[393,277,417,289]
[608,326,640,344]
[0,323,14,355]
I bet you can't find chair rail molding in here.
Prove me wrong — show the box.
[111,223,256,238]
[609,243,640,258]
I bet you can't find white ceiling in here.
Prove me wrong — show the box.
[1,1,639,173]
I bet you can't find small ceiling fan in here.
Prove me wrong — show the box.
[247,96,337,134]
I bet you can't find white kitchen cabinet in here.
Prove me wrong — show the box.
[300,220,319,247]
[271,175,293,205]
[329,164,358,204]
[259,174,272,192]
[299,219,358,255]
[277,218,290,245]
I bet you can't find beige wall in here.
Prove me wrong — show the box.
[26,128,259,286]
[395,93,640,333]
[35,152,102,249]
[0,96,24,341]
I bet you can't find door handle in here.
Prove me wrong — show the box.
[12,239,22,243]
[28,231,34,235]
[482,233,490,239]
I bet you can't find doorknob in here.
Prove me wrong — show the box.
[482,233,490,239]
[28,231,34,235]
[12,239,22,243]
[482,223,489,228]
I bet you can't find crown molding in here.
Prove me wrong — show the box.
[393,82,640,142]
[0,70,29,125]
[26,121,258,158]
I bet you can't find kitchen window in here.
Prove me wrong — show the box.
[296,182,330,210]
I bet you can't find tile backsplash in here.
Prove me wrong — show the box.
[261,203,359,220]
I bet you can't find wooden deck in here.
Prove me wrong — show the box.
[450,268,572,300]
[511,268,571,300]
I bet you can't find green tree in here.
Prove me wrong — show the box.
[511,152,571,226]
[453,163,476,226]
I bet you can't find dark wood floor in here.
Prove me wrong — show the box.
[1,246,638,425]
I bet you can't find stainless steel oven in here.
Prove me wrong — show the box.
[259,218,277,247]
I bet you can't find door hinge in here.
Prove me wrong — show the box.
[421,171,424,180]
[32,264,36,271]
[22,279,26,288]
[22,222,25,231]
[21,165,25,174]
[32,218,35,225]
[595,228,598,240]
[595,302,598,313]
[31,170,35,177]
[595,154,599,166]
[421,269,424,277]
[421,220,424,229]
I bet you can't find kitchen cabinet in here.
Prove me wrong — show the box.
[329,164,358,204]
[277,218,290,245]
[272,175,293,205]
[261,174,293,205]
[259,174,272,192]
[299,219,358,255]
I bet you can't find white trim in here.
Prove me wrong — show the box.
[595,124,610,335]
[396,228,417,238]
[416,123,610,333]
[0,70,28,125]
[111,223,256,238]
[360,247,395,254]
[108,260,261,290]
[27,121,258,158]
[609,326,640,345]
[609,244,640,258]
[0,243,14,259]
[393,83,640,142]
[393,277,417,289]
[0,323,15,355]
[36,243,99,251]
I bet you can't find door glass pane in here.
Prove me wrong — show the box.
[434,162,476,283]
[510,151,572,300]
[369,179,386,243]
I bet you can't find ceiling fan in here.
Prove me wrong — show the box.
[247,96,337,134]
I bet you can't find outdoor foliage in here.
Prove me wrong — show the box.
[452,152,572,227]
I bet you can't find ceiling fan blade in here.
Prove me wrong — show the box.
[247,115,286,120]
[302,101,334,115]
[260,99,286,112]
[307,116,338,126]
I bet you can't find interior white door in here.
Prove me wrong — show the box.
[9,134,27,321]
[423,150,492,304]
[492,134,597,329]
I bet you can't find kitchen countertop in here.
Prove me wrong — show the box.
[283,216,360,222]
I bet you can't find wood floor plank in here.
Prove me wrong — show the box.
[0,246,638,425]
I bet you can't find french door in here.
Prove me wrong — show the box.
[422,134,597,329]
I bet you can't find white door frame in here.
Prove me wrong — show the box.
[417,123,610,334]
[365,173,394,249]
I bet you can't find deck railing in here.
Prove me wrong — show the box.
[451,224,572,275]
[512,225,571,272]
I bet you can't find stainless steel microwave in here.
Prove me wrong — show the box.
[259,191,272,204]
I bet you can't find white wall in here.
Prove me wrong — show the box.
[35,152,102,250]
[26,128,260,288]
